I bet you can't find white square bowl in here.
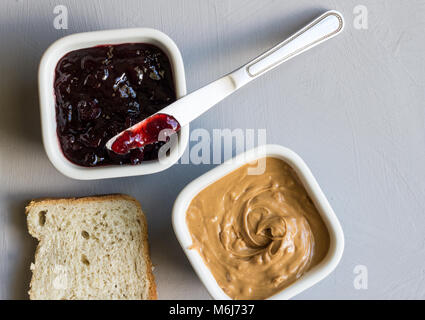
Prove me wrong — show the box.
[172,144,344,300]
[39,28,188,180]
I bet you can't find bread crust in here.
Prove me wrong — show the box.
[26,194,157,300]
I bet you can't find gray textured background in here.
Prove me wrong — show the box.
[1,0,424,300]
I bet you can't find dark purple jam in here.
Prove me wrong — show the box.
[54,43,176,167]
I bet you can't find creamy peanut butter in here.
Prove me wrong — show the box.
[186,157,330,300]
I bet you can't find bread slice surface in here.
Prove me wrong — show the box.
[26,194,156,300]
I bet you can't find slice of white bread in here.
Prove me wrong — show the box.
[26,194,157,300]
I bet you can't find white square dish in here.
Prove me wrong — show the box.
[38,28,188,180]
[172,144,344,300]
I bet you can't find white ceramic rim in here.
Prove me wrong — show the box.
[172,144,344,300]
[38,28,188,180]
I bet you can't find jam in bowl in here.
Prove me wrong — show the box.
[54,43,177,167]
[39,28,188,179]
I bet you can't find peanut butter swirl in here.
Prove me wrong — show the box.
[186,157,330,300]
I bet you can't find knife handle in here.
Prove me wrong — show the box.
[231,10,344,87]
